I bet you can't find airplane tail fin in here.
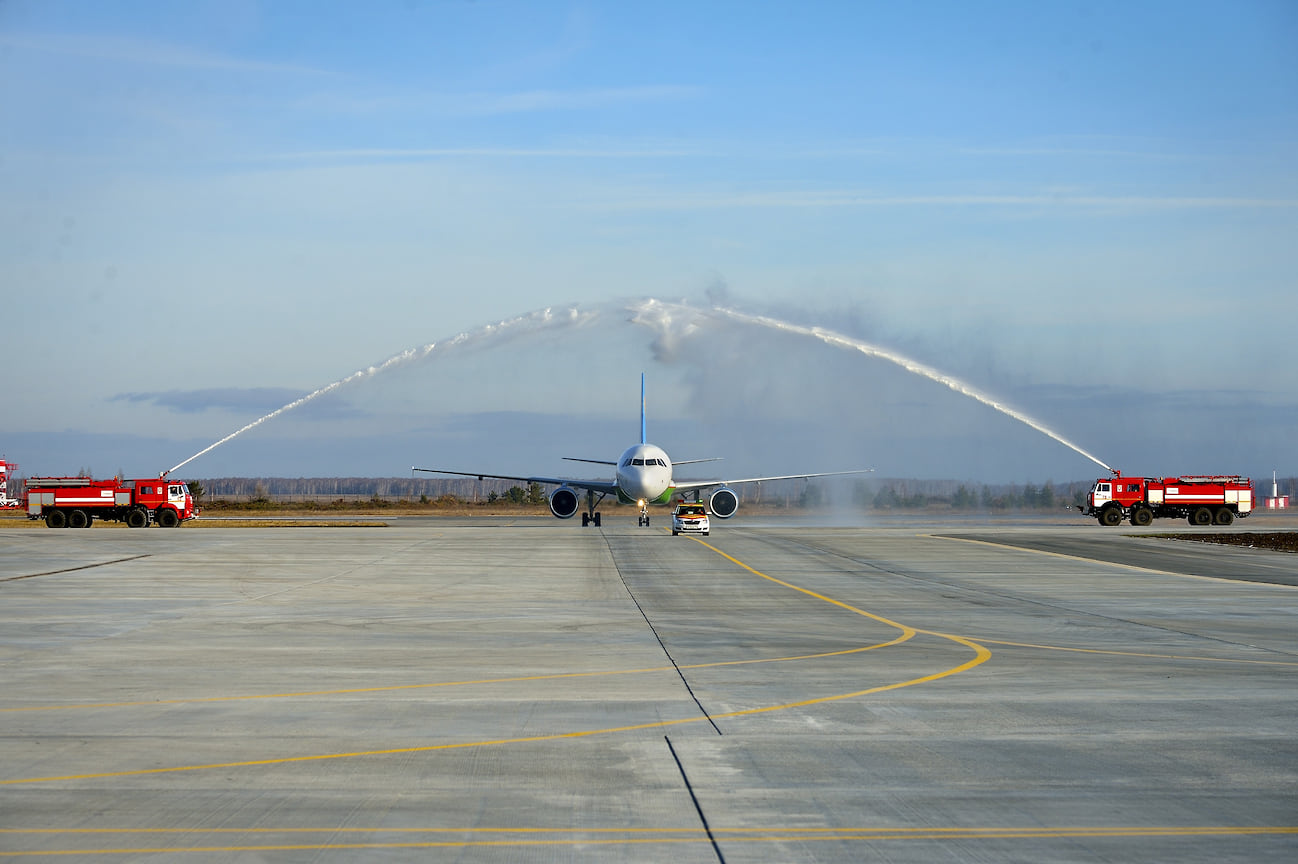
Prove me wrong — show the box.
[640,372,647,444]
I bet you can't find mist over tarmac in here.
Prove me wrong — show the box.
[29,294,1267,486]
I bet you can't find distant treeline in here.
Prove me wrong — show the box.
[191,476,1122,511]
[863,479,1088,510]
[197,476,525,502]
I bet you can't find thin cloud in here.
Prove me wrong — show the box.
[0,32,326,75]
[112,388,311,415]
[599,190,1298,211]
[1021,382,1298,415]
[851,194,1298,208]
[798,135,1198,162]
[291,83,702,119]
[256,145,701,163]
[956,139,1199,160]
[466,85,700,115]
[112,388,371,422]
[961,147,1193,160]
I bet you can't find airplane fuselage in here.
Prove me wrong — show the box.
[614,443,675,506]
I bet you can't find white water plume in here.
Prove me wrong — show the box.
[629,298,1113,473]
[167,295,1110,477]
[164,305,598,476]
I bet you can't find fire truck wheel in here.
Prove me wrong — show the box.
[1130,506,1153,527]
[1099,505,1123,527]
[157,508,179,528]
[126,509,148,529]
[1214,507,1235,526]
[67,509,89,529]
[45,509,68,529]
[1190,507,1213,526]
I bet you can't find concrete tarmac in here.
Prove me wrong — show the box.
[1,516,1296,862]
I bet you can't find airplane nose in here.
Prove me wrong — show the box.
[621,473,652,501]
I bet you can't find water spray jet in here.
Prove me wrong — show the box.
[629,298,1114,474]
[168,296,1111,478]
[164,305,597,476]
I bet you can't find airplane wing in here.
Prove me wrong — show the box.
[411,466,619,495]
[672,468,874,495]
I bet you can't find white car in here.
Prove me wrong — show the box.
[671,502,710,536]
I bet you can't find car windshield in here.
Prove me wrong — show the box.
[678,506,705,515]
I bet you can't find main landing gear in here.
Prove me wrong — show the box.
[580,489,605,527]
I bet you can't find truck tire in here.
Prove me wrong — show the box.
[156,508,179,528]
[1190,507,1213,526]
[45,509,68,529]
[126,508,148,529]
[1214,507,1235,526]
[1130,506,1153,527]
[1099,505,1123,527]
[67,509,89,529]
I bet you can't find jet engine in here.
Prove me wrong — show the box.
[549,486,580,519]
[709,487,739,518]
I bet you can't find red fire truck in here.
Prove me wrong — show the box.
[25,476,198,528]
[1081,473,1254,527]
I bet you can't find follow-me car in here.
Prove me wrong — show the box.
[671,502,710,536]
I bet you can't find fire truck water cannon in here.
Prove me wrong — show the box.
[1080,474,1254,528]
[25,476,199,529]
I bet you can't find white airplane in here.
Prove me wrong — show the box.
[413,374,873,527]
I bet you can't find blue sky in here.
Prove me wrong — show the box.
[2,1,1295,484]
